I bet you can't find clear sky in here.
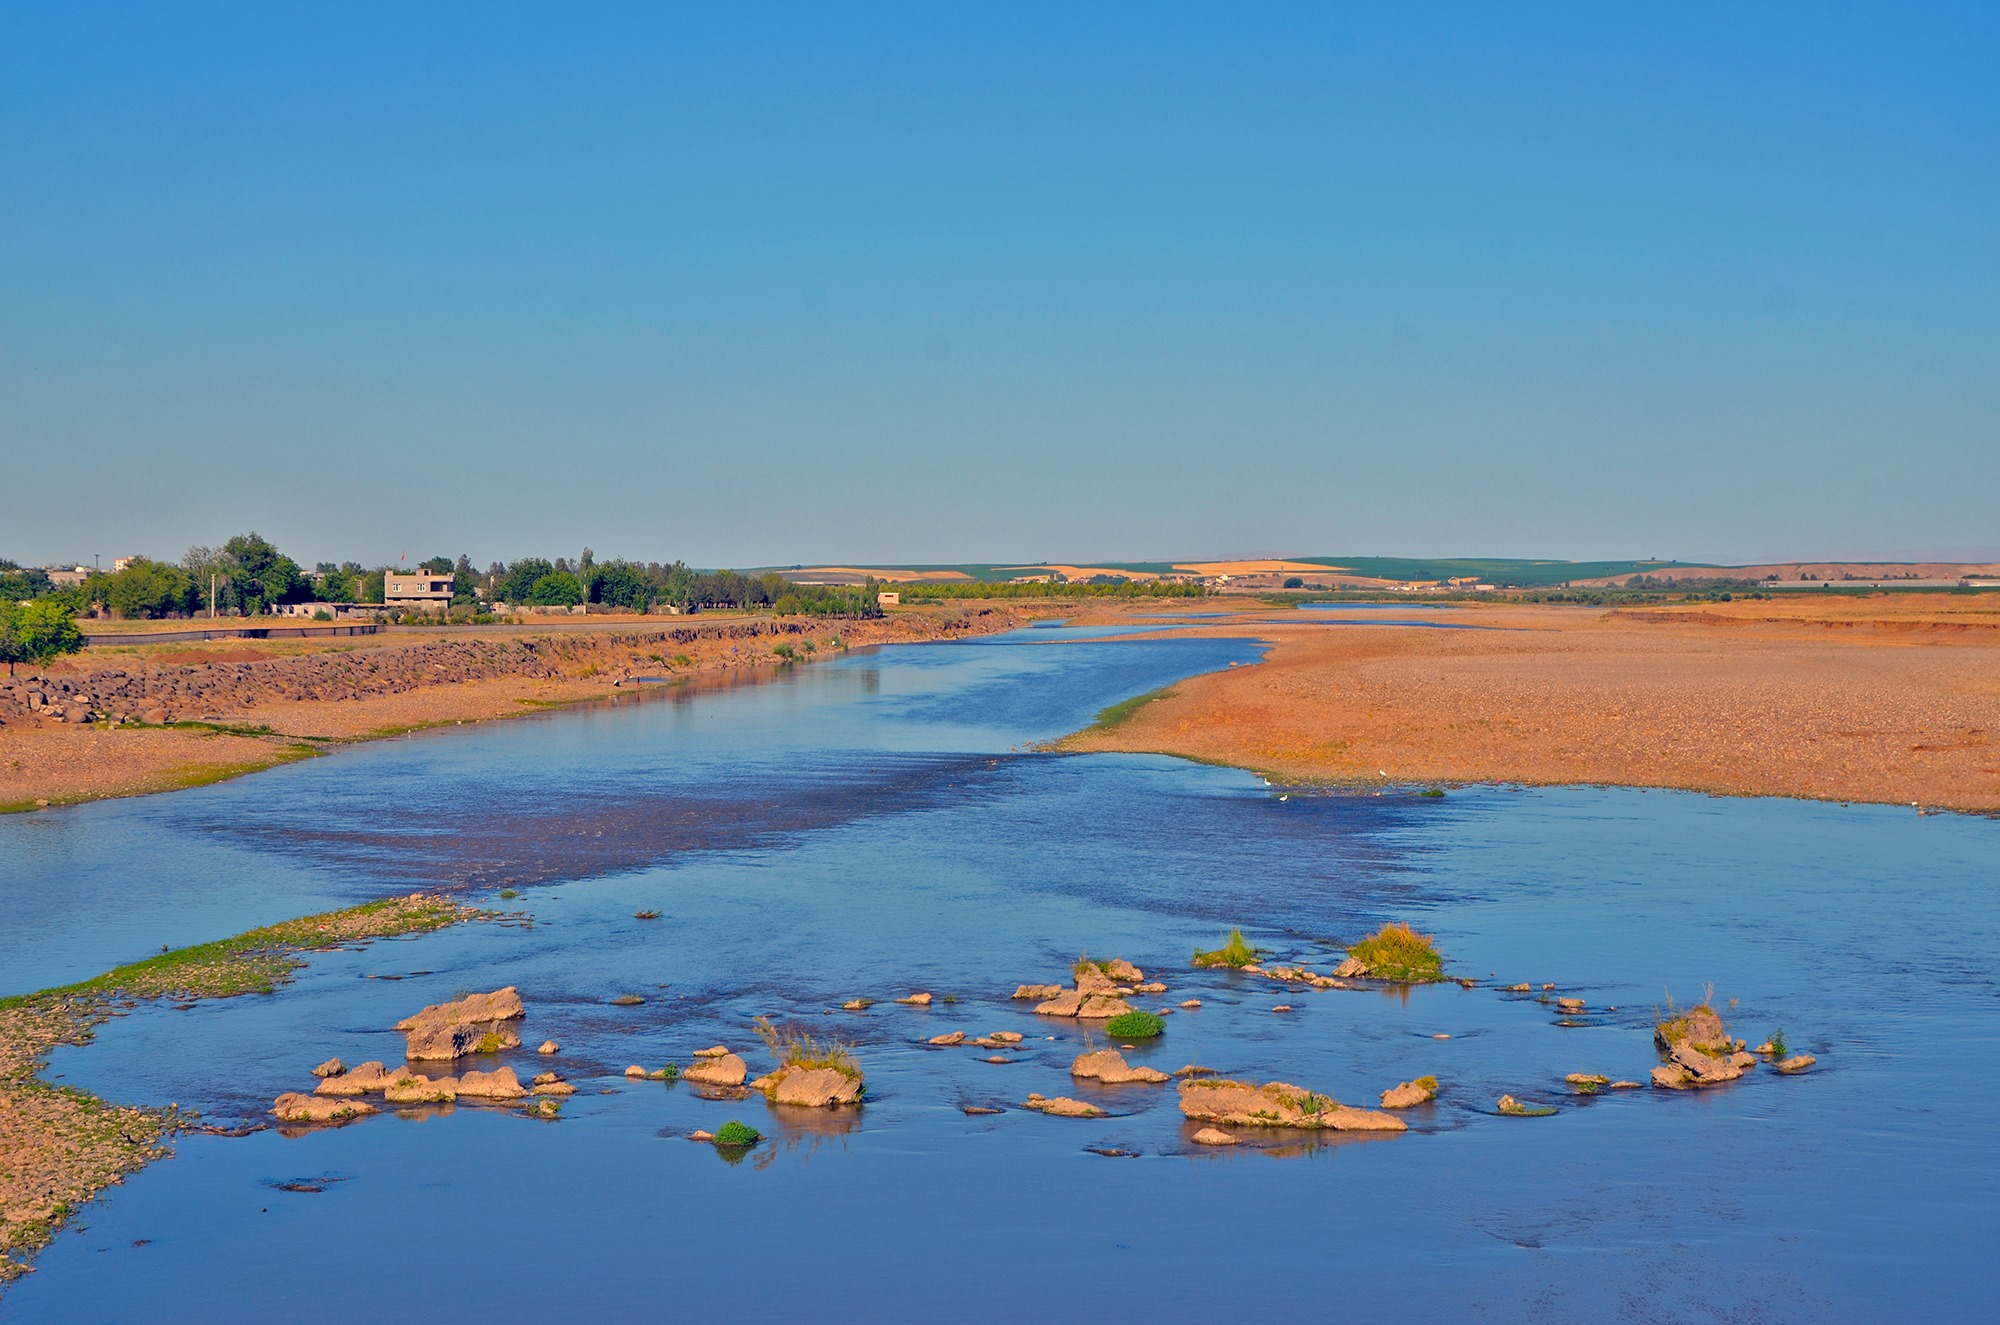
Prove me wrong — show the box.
[3,2,1995,570]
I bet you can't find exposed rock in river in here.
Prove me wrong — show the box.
[314,1061,398,1097]
[1380,1076,1439,1109]
[683,1053,748,1087]
[457,1067,526,1100]
[1022,1093,1105,1118]
[271,1092,376,1124]
[395,986,526,1061]
[1070,1050,1168,1085]
[1776,1054,1817,1074]
[1177,1079,1406,1132]
[310,1058,344,1078]
[385,1073,458,1104]
[756,1064,864,1108]
[1013,984,1064,1001]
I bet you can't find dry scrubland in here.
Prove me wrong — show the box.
[1059,594,2000,813]
[0,607,1025,811]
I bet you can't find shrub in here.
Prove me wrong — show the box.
[1103,1010,1165,1038]
[713,1120,761,1148]
[1192,928,1258,969]
[1769,1028,1789,1059]
[1348,921,1444,983]
[773,643,796,660]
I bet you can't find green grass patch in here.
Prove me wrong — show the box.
[1348,921,1445,983]
[0,893,480,1009]
[1085,685,1177,734]
[1103,1010,1165,1039]
[1192,928,1259,969]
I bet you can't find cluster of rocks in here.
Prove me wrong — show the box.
[270,987,573,1125]
[1017,958,1168,1021]
[682,1045,748,1087]
[928,1029,1027,1064]
[1646,1005,1762,1090]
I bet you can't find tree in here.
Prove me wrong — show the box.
[587,562,651,610]
[526,571,584,606]
[0,599,84,675]
[98,559,197,618]
[221,532,305,610]
[497,558,555,603]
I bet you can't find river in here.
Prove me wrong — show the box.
[2,625,1995,1321]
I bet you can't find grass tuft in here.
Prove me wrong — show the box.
[1348,921,1444,983]
[1192,928,1259,969]
[753,1016,861,1080]
[713,1120,761,1147]
[1086,685,1176,734]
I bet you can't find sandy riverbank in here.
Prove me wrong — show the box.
[1057,595,2000,813]
[0,607,1028,811]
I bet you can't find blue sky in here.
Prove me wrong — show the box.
[3,2,1995,569]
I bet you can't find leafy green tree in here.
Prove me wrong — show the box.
[97,559,198,618]
[587,562,651,610]
[0,599,84,675]
[0,562,54,600]
[417,555,456,575]
[497,558,555,603]
[526,571,584,606]
[221,532,306,610]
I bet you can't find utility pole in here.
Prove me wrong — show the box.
[210,574,217,619]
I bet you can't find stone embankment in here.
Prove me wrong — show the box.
[0,610,1017,728]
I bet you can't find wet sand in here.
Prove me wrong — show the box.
[1059,595,2000,812]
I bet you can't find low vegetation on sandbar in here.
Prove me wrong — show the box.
[0,892,485,1282]
[1346,922,1445,983]
[1192,928,1260,969]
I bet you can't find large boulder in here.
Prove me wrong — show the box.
[1654,1004,1731,1054]
[1013,983,1064,1001]
[272,1092,377,1124]
[1776,1054,1817,1074]
[1034,990,1086,1017]
[310,1058,345,1078]
[1071,1050,1168,1085]
[314,1061,398,1096]
[1022,1094,1105,1118]
[1332,957,1370,979]
[760,1065,864,1108]
[1077,996,1134,1020]
[396,987,527,1061]
[1190,1126,1238,1146]
[456,1067,527,1100]
[683,1053,748,1087]
[1177,1078,1407,1133]
[1379,1077,1438,1109]
[1104,959,1144,983]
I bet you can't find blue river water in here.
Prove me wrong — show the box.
[2,626,1995,1322]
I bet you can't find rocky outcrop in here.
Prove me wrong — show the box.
[928,1031,967,1046]
[1654,1004,1732,1054]
[395,987,525,1061]
[1178,1079,1407,1133]
[1190,1126,1238,1146]
[755,1065,864,1108]
[310,1058,345,1078]
[1331,957,1370,979]
[529,1072,575,1096]
[683,1053,748,1087]
[896,992,933,1006]
[1379,1076,1438,1109]
[537,1040,559,1055]
[1652,1040,1758,1090]
[456,1067,526,1100]
[1033,989,1134,1020]
[314,1061,398,1096]
[272,1092,377,1124]
[1022,1094,1105,1118]
[1070,1050,1169,1085]
[1776,1054,1816,1074]
[1012,984,1064,1001]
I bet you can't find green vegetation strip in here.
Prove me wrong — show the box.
[1086,685,1177,735]
[0,893,487,1284]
